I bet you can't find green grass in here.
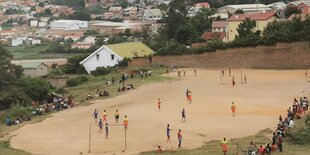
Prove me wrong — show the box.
[0,141,31,155]
[5,46,76,60]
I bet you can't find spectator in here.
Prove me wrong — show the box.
[5,117,11,126]
[248,141,257,155]
[258,145,264,155]
[277,135,283,152]
[264,143,271,155]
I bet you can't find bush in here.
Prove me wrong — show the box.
[49,68,64,76]
[1,104,33,122]
[117,58,131,67]
[90,67,115,76]
[66,75,89,87]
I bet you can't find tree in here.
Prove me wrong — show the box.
[285,5,301,18]
[162,0,188,39]
[62,54,88,74]
[44,9,52,16]
[124,29,131,37]
[21,77,51,102]
[38,2,44,7]
[174,23,198,45]
[52,0,85,9]
[234,9,244,14]
[191,7,214,35]
[0,46,30,110]
[157,39,190,55]
[68,9,91,20]
[236,18,260,39]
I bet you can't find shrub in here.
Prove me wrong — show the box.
[77,75,89,83]
[1,104,33,122]
[90,67,114,76]
[66,75,89,87]
[117,58,131,67]
[49,68,64,76]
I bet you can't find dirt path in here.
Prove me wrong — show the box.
[9,69,310,155]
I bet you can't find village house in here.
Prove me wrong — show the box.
[217,4,273,14]
[80,42,154,74]
[227,12,277,41]
[89,21,145,35]
[201,31,228,42]
[212,21,228,32]
[143,9,163,21]
[19,62,48,77]
[194,2,210,12]
[71,42,93,49]
[11,37,24,46]
[288,0,310,14]
[50,20,88,30]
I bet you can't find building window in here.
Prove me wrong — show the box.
[111,54,114,60]
[96,54,99,60]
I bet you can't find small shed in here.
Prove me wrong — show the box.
[20,62,48,77]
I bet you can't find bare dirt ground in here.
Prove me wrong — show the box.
[9,69,310,155]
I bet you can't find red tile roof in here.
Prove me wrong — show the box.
[201,32,226,41]
[228,12,275,21]
[196,2,210,7]
[212,21,228,28]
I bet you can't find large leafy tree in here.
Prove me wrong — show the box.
[191,8,214,35]
[236,18,261,39]
[0,47,29,110]
[285,5,302,18]
[175,23,198,45]
[162,0,189,39]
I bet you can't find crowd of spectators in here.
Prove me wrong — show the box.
[246,97,309,155]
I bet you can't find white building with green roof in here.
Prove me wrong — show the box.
[80,42,154,74]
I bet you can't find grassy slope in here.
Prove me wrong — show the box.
[0,141,31,155]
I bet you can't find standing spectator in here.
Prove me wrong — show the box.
[277,135,283,152]
[220,137,228,155]
[279,115,283,123]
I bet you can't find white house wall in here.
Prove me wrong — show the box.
[83,48,123,74]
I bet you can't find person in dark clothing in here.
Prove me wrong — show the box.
[277,135,283,152]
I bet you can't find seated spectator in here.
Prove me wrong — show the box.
[157,145,162,153]
[264,143,271,155]
[103,90,109,96]
[86,93,93,100]
[5,117,12,126]
[15,118,21,124]
[289,119,295,128]
[248,141,257,155]
[128,83,134,89]
[258,145,264,155]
